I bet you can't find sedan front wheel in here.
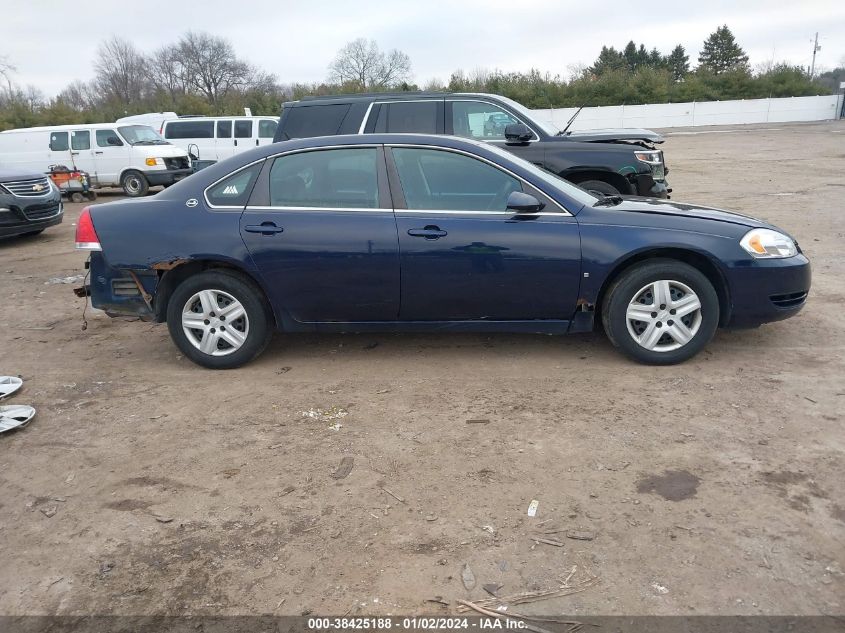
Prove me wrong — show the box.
[602,259,719,365]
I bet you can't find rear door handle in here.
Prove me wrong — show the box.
[245,222,284,235]
[407,226,447,240]
[94,151,103,155]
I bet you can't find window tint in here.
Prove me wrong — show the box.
[282,104,350,138]
[258,119,277,138]
[216,120,232,138]
[50,131,69,151]
[234,120,252,138]
[375,102,437,133]
[96,129,122,147]
[269,148,378,209]
[71,130,90,150]
[451,101,520,140]
[206,162,263,207]
[392,148,521,211]
[165,121,214,139]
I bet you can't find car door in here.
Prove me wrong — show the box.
[67,129,97,178]
[238,145,400,322]
[93,128,130,185]
[387,146,581,321]
[233,120,253,154]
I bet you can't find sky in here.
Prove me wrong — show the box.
[2,0,844,97]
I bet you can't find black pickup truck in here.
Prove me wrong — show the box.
[273,92,670,198]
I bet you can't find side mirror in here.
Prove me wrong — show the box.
[504,123,533,144]
[107,136,122,146]
[506,191,545,213]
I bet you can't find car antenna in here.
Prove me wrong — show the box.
[560,105,583,135]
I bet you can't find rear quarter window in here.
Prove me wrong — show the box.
[205,162,263,208]
[282,104,350,139]
[165,121,215,139]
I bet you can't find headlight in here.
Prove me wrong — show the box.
[145,157,164,167]
[634,151,662,164]
[740,229,797,259]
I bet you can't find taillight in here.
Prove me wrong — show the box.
[75,207,101,251]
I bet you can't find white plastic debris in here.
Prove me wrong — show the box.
[651,582,669,595]
[527,499,539,517]
[0,376,22,400]
[0,405,36,433]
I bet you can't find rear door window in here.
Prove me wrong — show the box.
[374,102,439,134]
[165,121,214,139]
[234,120,252,138]
[282,104,350,138]
[50,131,69,151]
[269,148,379,209]
[216,120,232,138]
[71,130,90,150]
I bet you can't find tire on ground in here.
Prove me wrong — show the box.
[601,258,720,365]
[166,269,274,369]
[577,179,621,197]
[120,170,149,197]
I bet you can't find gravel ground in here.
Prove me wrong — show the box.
[0,121,843,618]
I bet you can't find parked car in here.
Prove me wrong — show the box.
[0,123,192,197]
[274,92,670,198]
[0,168,63,238]
[75,134,809,369]
[116,113,279,162]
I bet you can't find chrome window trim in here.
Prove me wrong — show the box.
[387,143,571,216]
[246,205,390,213]
[357,99,441,135]
[447,98,540,143]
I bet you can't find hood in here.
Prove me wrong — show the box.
[561,128,664,144]
[131,144,188,158]
[610,198,769,228]
[0,167,49,182]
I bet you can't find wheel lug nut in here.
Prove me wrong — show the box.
[220,326,225,331]
[667,320,674,326]
[656,322,662,328]
[204,319,209,325]
[220,315,226,321]
[210,312,215,317]
[651,312,657,318]
[660,304,666,310]
[670,309,676,315]
[210,328,216,333]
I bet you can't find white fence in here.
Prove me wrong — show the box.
[532,94,844,130]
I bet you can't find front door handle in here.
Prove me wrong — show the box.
[94,151,103,155]
[245,222,284,235]
[407,226,447,240]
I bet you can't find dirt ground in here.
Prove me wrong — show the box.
[1,121,843,618]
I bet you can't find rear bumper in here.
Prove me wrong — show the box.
[725,254,811,328]
[87,251,156,318]
[142,168,192,186]
[0,200,63,238]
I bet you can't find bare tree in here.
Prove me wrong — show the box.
[0,54,16,93]
[328,38,412,90]
[93,37,148,102]
[147,44,189,102]
[57,80,98,111]
[176,31,258,104]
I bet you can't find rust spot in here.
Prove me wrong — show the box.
[151,258,190,271]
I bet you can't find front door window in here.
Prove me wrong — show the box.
[451,101,523,140]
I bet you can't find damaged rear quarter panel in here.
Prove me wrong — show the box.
[86,196,258,316]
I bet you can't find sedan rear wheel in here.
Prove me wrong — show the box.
[166,270,273,369]
[602,259,719,365]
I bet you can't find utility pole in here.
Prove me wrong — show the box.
[810,32,821,77]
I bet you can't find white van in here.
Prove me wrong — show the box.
[0,123,192,197]
[116,114,278,161]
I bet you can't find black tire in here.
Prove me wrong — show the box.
[166,270,274,369]
[71,192,84,203]
[578,179,621,197]
[121,170,149,197]
[87,191,98,201]
[601,259,719,365]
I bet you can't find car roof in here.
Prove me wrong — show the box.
[289,92,502,107]
[0,122,150,133]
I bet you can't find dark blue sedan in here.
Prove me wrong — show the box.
[75,134,810,369]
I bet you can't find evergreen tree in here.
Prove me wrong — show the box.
[666,45,690,81]
[589,46,626,76]
[698,25,749,74]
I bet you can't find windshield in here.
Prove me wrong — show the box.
[479,141,598,208]
[491,94,561,136]
[117,125,169,145]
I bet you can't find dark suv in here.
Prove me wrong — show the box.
[0,169,63,239]
[274,92,670,198]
